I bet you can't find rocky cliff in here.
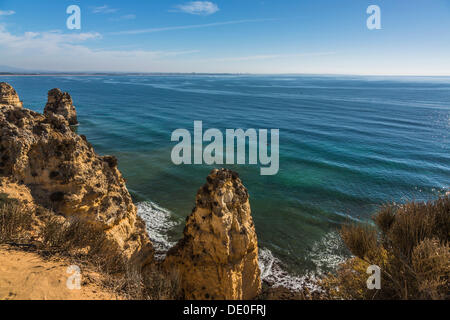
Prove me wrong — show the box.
[0,82,23,108]
[164,169,261,300]
[44,88,78,125]
[0,83,262,300]
[0,104,151,264]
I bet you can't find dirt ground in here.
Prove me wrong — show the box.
[0,245,120,300]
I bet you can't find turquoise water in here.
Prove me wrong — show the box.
[3,75,450,278]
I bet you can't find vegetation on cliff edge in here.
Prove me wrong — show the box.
[0,193,180,300]
[322,196,449,300]
[1,192,449,300]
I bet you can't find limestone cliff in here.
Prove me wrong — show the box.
[164,169,261,300]
[0,104,152,264]
[44,88,78,125]
[0,84,262,300]
[0,82,23,108]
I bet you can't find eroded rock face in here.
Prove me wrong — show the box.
[0,105,152,263]
[164,169,261,300]
[0,82,23,108]
[44,88,78,125]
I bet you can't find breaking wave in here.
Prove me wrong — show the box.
[307,231,348,275]
[258,248,322,292]
[138,200,346,291]
[259,231,347,292]
[137,201,180,259]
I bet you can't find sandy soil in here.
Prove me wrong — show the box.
[0,245,120,300]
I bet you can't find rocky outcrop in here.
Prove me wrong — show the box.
[44,88,78,125]
[0,84,263,299]
[164,169,261,300]
[0,82,23,108]
[0,105,152,264]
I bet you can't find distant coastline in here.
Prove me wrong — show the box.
[2,72,450,78]
[0,72,250,77]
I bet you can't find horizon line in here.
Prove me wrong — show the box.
[1,72,450,77]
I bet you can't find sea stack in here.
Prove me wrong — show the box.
[0,82,23,108]
[44,88,78,125]
[164,169,261,300]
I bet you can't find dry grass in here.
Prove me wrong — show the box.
[100,263,146,300]
[143,268,182,300]
[40,215,126,271]
[0,193,33,243]
[37,211,182,299]
[322,196,450,300]
[340,224,379,260]
[373,204,396,234]
[0,196,181,300]
[98,264,181,300]
[411,238,449,300]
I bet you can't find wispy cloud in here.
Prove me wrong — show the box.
[110,14,136,21]
[0,25,198,72]
[174,1,219,16]
[212,52,337,62]
[92,5,118,14]
[0,10,15,16]
[110,18,275,35]
[0,27,102,48]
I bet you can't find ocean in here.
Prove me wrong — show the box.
[3,74,449,287]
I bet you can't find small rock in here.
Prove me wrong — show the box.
[44,88,78,125]
[0,82,23,108]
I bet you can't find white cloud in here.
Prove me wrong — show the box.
[0,25,198,72]
[92,5,118,14]
[0,24,445,75]
[0,10,15,16]
[211,52,337,62]
[174,1,219,16]
[110,14,136,21]
[0,26,102,49]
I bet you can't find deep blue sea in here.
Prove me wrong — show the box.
[3,75,449,286]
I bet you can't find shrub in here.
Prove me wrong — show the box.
[99,264,181,300]
[1,195,181,300]
[411,238,449,300]
[0,194,33,243]
[40,215,124,272]
[322,196,450,300]
[340,224,379,260]
[143,267,182,300]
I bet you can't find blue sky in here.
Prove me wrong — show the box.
[0,0,449,74]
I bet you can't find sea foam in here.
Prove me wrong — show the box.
[137,201,179,259]
[138,201,345,292]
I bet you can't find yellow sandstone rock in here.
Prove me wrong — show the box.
[0,104,152,264]
[44,88,78,126]
[164,169,261,300]
[0,82,23,108]
[0,84,262,299]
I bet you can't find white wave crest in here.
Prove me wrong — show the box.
[137,200,345,292]
[259,231,347,292]
[137,201,179,258]
[258,248,321,292]
[307,231,348,275]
